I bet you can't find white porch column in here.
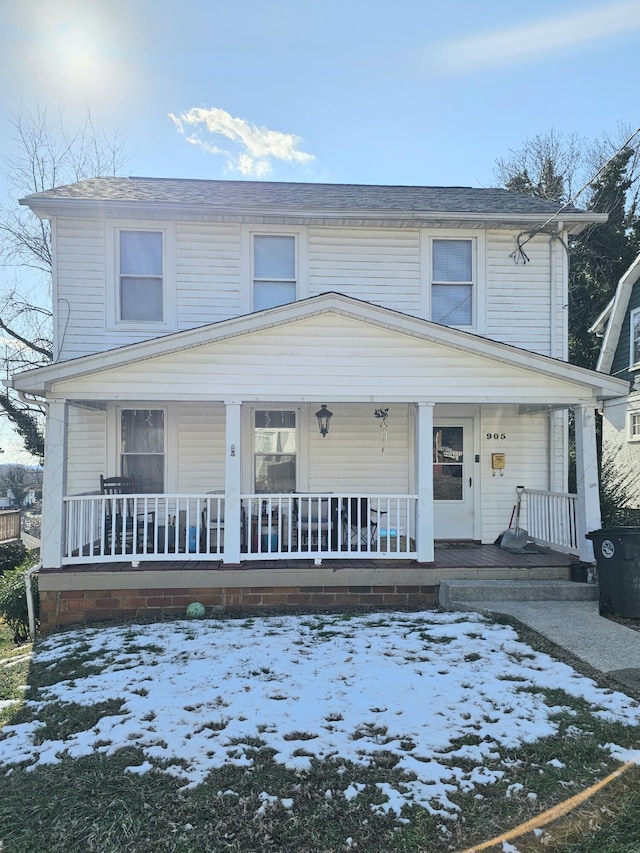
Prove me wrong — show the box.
[416,402,435,563]
[223,400,242,564]
[41,400,68,569]
[574,403,601,562]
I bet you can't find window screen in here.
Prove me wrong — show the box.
[432,239,473,326]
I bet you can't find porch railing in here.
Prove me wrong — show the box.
[523,489,579,555]
[63,493,417,564]
[0,509,21,543]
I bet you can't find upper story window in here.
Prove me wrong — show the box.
[106,221,175,331]
[119,230,163,322]
[629,411,640,442]
[630,307,640,367]
[253,235,297,311]
[431,239,474,326]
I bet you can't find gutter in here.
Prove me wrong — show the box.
[24,563,41,641]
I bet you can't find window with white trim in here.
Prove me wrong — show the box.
[631,307,640,367]
[629,411,640,442]
[431,238,474,326]
[253,234,297,311]
[254,410,296,493]
[119,230,164,322]
[120,408,165,493]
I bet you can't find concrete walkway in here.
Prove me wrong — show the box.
[439,580,640,695]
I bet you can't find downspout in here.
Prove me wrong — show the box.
[24,563,41,641]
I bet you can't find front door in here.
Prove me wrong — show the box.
[433,420,474,539]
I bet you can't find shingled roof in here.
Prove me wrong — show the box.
[21,176,585,217]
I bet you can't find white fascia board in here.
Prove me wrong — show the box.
[19,196,607,232]
[596,253,640,373]
[10,292,628,400]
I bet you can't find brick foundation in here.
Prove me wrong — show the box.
[38,585,438,633]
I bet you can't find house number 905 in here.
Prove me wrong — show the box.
[486,433,506,440]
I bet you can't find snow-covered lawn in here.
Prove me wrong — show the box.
[1,610,639,819]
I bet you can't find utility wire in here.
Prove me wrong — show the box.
[511,125,640,261]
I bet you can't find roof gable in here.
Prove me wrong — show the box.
[595,254,640,375]
[12,293,627,401]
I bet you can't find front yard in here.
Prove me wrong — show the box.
[1,610,639,852]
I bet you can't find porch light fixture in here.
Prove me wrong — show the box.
[315,404,333,437]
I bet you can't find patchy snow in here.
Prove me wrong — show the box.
[1,610,639,819]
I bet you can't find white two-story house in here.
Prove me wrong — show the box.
[11,178,626,632]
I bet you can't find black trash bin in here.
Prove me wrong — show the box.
[586,527,640,617]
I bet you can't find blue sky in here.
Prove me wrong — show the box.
[0,0,639,462]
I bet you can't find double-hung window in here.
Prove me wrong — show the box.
[119,230,163,322]
[120,408,165,493]
[431,239,474,326]
[630,308,640,367]
[254,410,297,493]
[253,234,297,311]
[630,411,640,442]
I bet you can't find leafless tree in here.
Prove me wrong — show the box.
[0,105,129,458]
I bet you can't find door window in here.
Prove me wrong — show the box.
[433,426,464,501]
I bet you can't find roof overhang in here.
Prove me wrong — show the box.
[20,196,606,235]
[11,293,629,402]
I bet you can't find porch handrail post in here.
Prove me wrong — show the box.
[416,401,435,562]
[223,400,242,563]
[574,404,600,562]
[42,399,68,568]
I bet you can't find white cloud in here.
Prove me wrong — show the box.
[430,1,640,73]
[169,106,315,177]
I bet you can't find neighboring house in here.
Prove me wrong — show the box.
[5,489,37,507]
[591,254,640,507]
[10,178,627,632]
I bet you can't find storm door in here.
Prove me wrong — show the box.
[433,420,474,539]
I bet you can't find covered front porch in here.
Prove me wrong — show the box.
[15,295,628,577]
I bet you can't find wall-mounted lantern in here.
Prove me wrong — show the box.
[315,404,333,437]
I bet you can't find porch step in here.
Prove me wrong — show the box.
[439,579,599,611]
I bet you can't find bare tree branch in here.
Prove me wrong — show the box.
[0,104,130,457]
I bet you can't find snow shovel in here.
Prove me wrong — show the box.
[499,486,528,550]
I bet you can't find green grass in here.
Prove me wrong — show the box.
[1,617,640,852]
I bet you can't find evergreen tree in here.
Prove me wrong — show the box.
[496,131,640,369]
[569,147,639,367]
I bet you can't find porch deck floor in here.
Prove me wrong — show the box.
[44,543,576,574]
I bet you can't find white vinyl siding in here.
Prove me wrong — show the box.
[480,405,550,544]
[485,231,560,357]
[177,403,226,492]
[51,313,591,406]
[55,218,106,360]
[66,406,107,495]
[53,219,560,361]
[307,403,410,494]
[308,227,421,312]
[176,223,241,327]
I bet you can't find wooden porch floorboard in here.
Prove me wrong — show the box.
[43,543,575,574]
